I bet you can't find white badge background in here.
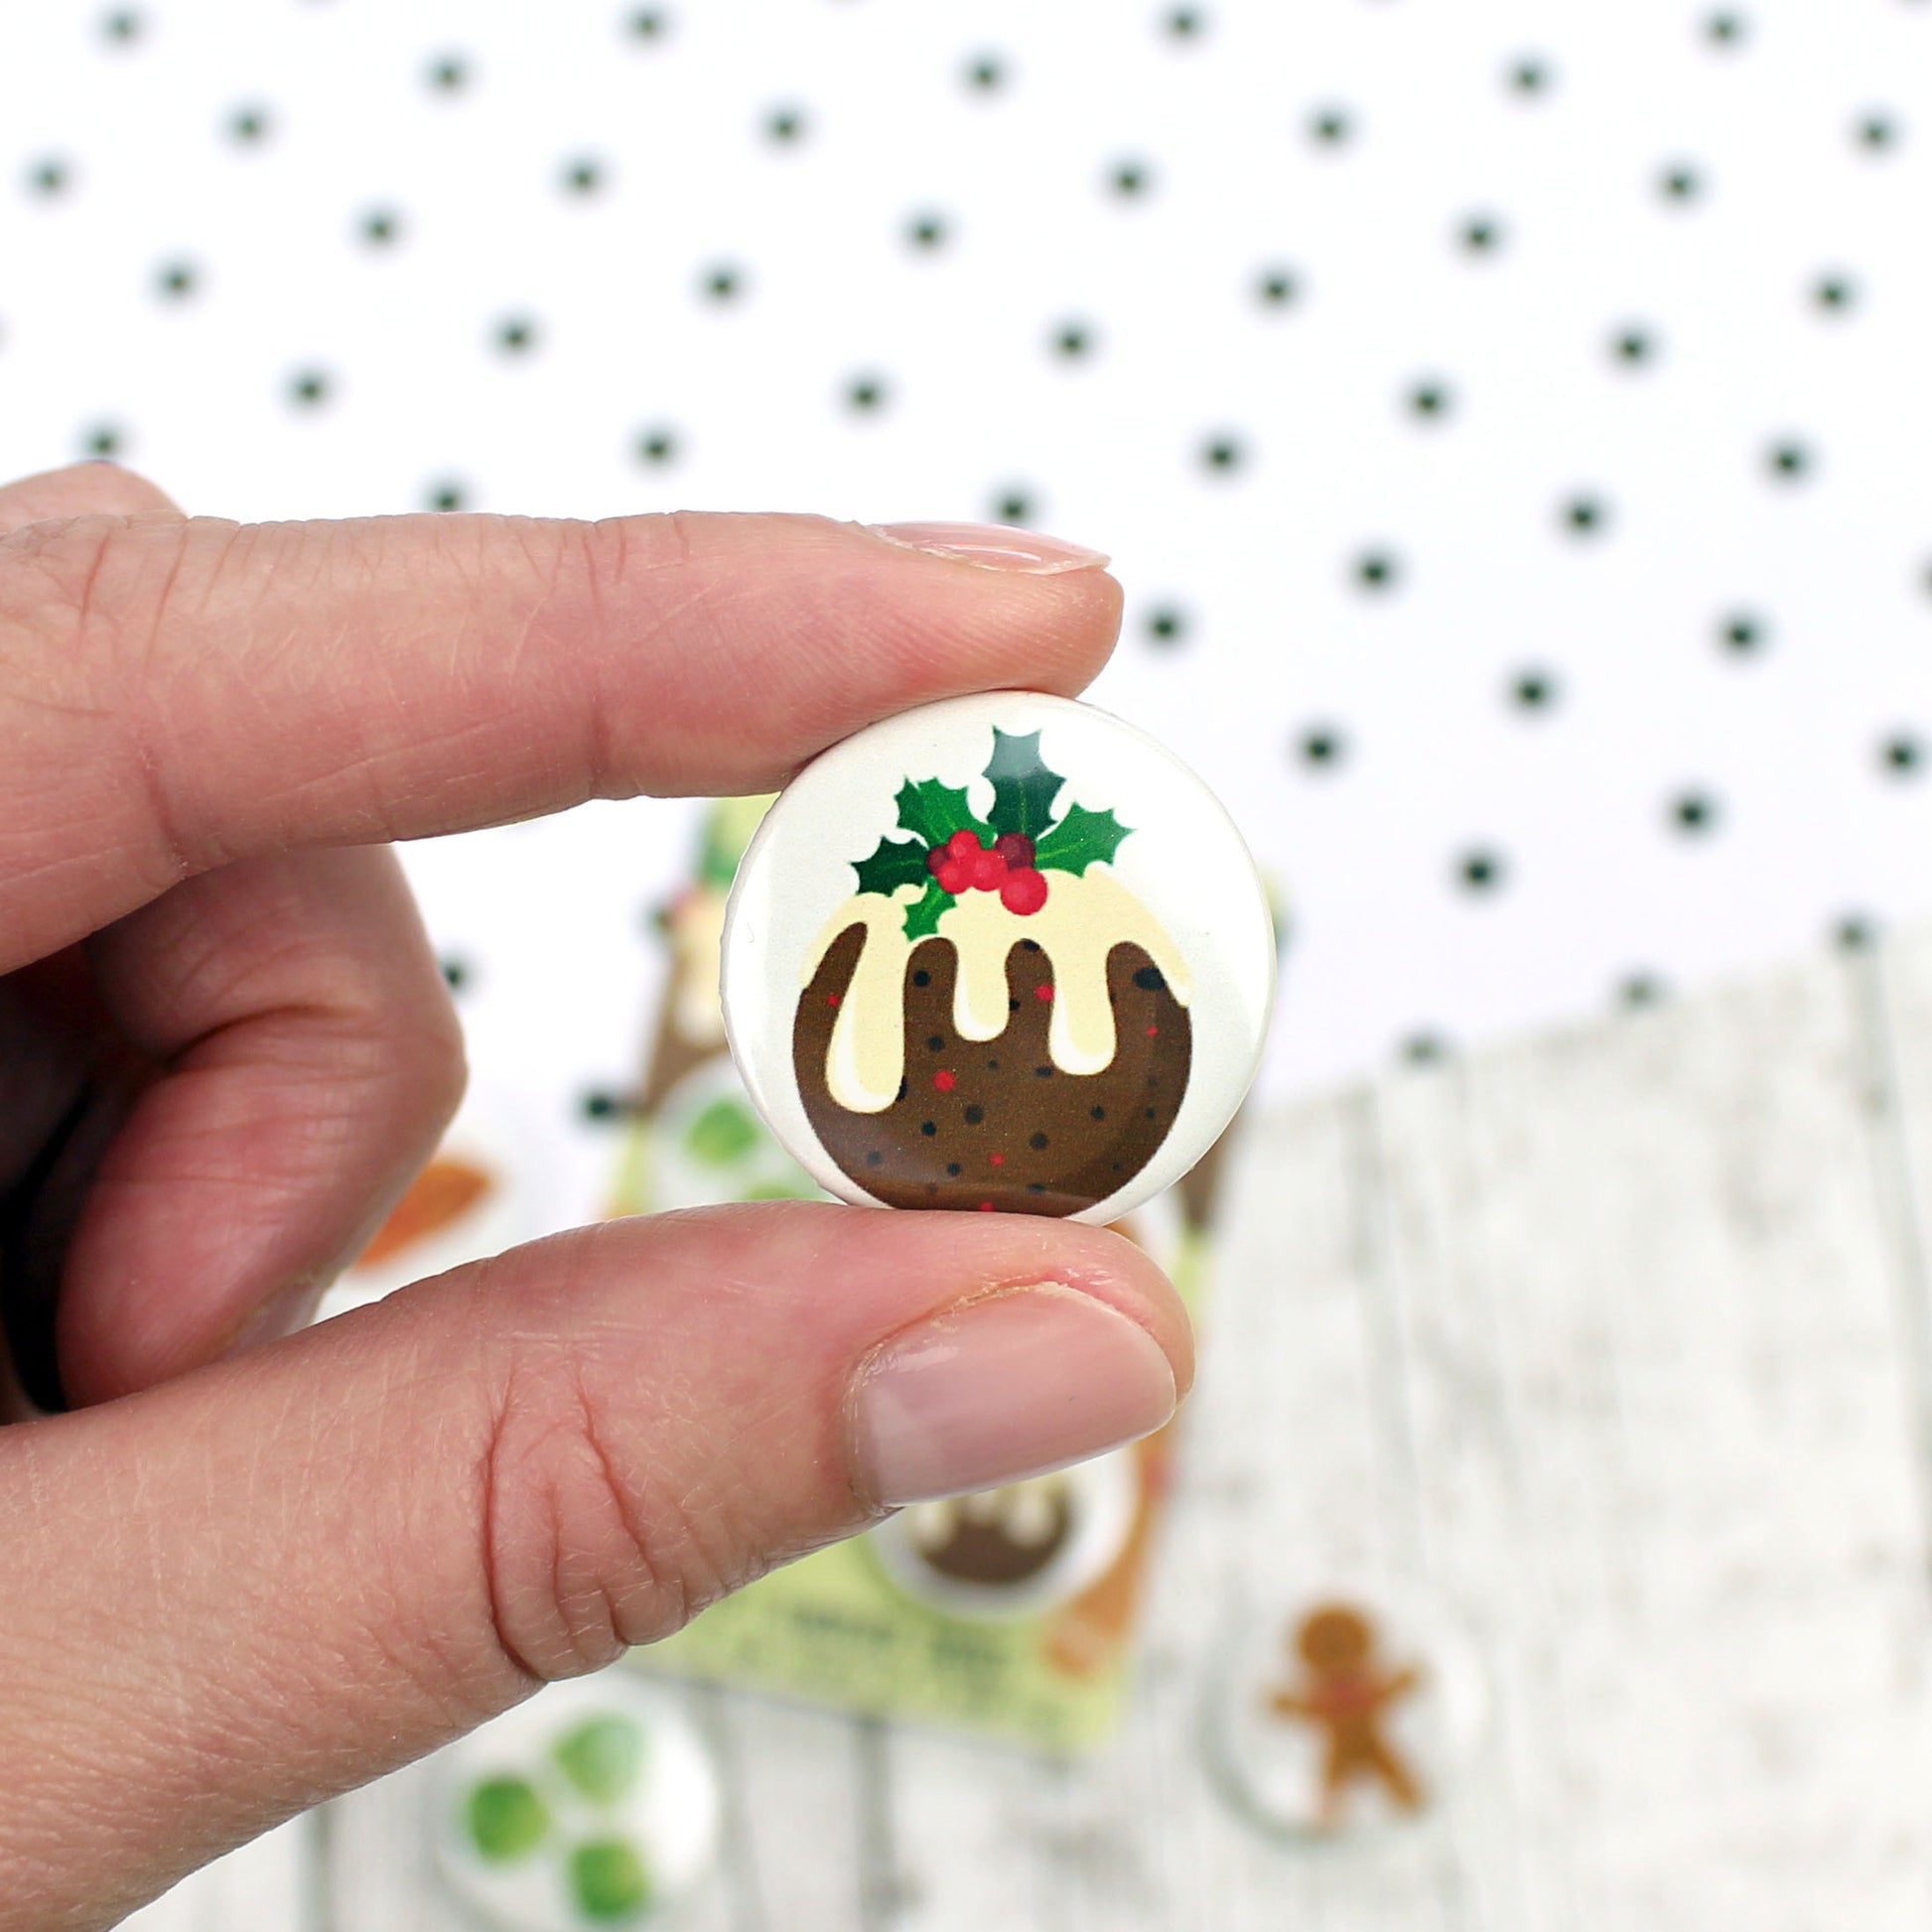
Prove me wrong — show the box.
[6,0,1931,1228]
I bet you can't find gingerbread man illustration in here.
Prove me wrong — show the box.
[1264,1602,1427,1825]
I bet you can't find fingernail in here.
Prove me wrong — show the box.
[851,1285,1177,1506]
[867,521,1111,574]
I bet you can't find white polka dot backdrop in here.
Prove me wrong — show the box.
[6,0,1932,1234]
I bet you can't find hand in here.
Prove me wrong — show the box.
[0,465,1192,1931]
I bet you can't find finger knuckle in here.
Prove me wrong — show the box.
[0,513,203,665]
[479,1340,739,1681]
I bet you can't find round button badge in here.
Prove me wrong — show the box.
[721,691,1275,1223]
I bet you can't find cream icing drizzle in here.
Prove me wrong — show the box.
[803,869,1192,1116]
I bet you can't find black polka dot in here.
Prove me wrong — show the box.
[991,486,1036,526]
[1133,967,1167,991]
[1670,790,1720,834]
[1561,493,1609,537]
[1836,914,1879,953]
[634,425,679,465]
[287,367,333,408]
[764,105,808,145]
[964,53,1007,93]
[580,1089,626,1122]
[905,210,950,251]
[359,207,403,247]
[1164,6,1206,38]
[1029,1182,1047,1193]
[1511,668,1559,712]
[426,480,468,512]
[1402,1033,1449,1066]
[912,969,931,987]
[700,263,745,304]
[561,156,606,197]
[1353,548,1401,593]
[920,1121,937,1137]
[1108,157,1154,198]
[1035,1064,1054,1078]
[1619,973,1667,1009]
[1091,1106,1107,1120]
[154,259,199,300]
[440,957,472,991]
[1812,271,1857,314]
[1199,433,1245,475]
[1407,377,1452,421]
[1298,726,1347,769]
[1308,105,1354,147]
[1857,111,1901,154]
[963,1105,984,1124]
[925,1035,945,1051]
[946,1163,963,1176]
[844,372,890,413]
[1145,605,1189,646]
[80,422,125,460]
[866,1150,885,1167]
[1029,1132,1049,1151]
[1458,213,1505,255]
[1719,611,1768,655]
[1456,848,1506,893]
[625,9,669,41]
[1703,10,1747,46]
[1254,265,1301,309]
[494,315,540,354]
[101,9,143,44]
[426,54,471,93]
[1881,733,1923,776]
[1507,54,1553,94]
[226,104,272,145]
[1611,324,1659,367]
[27,156,72,197]
[1765,437,1814,483]
[1658,162,1704,203]
[1051,320,1096,360]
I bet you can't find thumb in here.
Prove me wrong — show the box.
[0,1203,1187,1931]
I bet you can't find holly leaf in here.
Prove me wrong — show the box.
[895,777,988,850]
[901,879,951,940]
[983,730,1065,841]
[853,836,931,899]
[1034,802,1133,876]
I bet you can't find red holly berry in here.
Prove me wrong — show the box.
[994,832,1035,869]
[946,827,982,859]
[969,847,1008,892]
[1001,866,1048,915]
[925,846,949,878]
[936,858,969,895]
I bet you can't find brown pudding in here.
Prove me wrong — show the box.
[794,928,1190,1214]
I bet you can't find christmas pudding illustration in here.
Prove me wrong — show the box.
[791,728,1193,1215]
[904,1477,1076,1587]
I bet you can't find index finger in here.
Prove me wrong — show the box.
[0,509,1121,968]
